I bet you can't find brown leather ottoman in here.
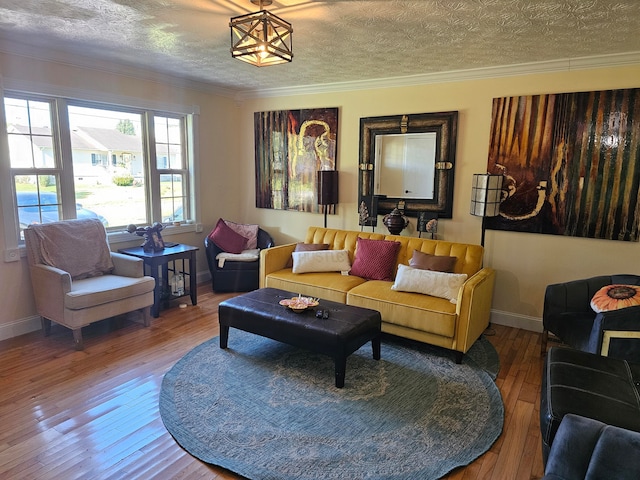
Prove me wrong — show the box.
[218,287,382,388]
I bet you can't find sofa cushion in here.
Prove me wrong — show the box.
[350,237,401,281]
[285,242,330,268]
[392,264,467,303]
[292,249,351,274]
[265,270,368,304]
[209,218,248,254]
[223,220,259,249]
[590,284,640,313]
[410,250,457,272]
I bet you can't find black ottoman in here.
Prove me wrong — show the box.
[218,288,382,388]
[540,347,640,465]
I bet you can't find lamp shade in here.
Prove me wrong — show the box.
[317,170,339,206]
[470,174,503,217]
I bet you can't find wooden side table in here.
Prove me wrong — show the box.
[119,244,199,318]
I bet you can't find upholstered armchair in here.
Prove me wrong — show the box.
[24,218,155,350]
[543,414,640,479]
[541,274,640,363]
[204,219,274,293]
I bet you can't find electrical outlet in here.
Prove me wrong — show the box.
[4,248,20,262]
[195,223,203,233]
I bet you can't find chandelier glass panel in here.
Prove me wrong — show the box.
[230,1,293,67]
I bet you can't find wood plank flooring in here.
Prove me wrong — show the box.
[0,286,546,479]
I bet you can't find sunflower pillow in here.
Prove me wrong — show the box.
[590,284,640,313]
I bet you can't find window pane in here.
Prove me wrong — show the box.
[155,116,183,169]
[68,105,146,228]
[4,98,55,168]
[161,173,185,222]
[15,175,61,238]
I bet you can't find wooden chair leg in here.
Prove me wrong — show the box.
[40,317,52,337]
[541,329,549,356]
[72,329,84,351]
[141,307,151,327]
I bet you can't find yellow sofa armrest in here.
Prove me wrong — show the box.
[260,243,297,288]
[454,267,496,353]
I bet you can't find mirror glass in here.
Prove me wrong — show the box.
[358,112,458,225]
[374,132,437,199]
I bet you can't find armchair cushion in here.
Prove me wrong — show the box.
[208,218,248,254]
[29,218,114,279]
[590,284,640,312]
[223,220,259,249]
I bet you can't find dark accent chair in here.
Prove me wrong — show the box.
[541,274,640,363]
[204,228,274,293]
[540,347,640,466]
[543,414,640,480]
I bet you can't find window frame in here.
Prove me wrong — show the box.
[0,84,199,257]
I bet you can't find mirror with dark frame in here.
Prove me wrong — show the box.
[358,111,458,226]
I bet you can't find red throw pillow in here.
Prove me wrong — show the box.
[285,243,330,268]
[409,250,457,273]
[208,218,248,254]
[350,237,401,281]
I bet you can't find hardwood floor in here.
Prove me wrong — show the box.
[0,285,546,479]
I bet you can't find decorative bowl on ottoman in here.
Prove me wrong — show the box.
[279,296,319,312]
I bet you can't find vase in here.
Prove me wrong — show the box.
[383,208,409,235]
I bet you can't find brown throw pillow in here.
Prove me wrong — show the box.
[285,243,330,268]
[409,250,457,273]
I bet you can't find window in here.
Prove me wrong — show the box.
[3,93,194,243]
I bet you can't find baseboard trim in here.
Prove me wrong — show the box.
[490,309,543,333]
[0,315,41,341]
[2,301,540,342]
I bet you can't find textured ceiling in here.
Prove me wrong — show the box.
[0,0,639,96]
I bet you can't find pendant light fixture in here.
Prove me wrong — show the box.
[230,0,293,67]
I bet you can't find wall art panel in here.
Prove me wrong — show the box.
[254,108,338,212]
[485,88,640,241]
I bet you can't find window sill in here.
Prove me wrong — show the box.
[108,223,198,246]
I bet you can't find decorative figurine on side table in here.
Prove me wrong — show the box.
[127,222,165,252]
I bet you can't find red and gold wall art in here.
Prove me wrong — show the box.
[485,88,640,241]
[254,108,338,212]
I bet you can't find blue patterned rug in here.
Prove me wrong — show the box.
[160,331,503,480]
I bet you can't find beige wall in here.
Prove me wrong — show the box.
[1,49,639,337]
[237,64,640,330]
[0,52,240,338]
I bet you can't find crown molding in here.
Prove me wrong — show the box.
[237,51,640,100]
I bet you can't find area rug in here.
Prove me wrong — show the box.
[160,331,503,480]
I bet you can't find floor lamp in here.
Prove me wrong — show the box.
[470,173,503,336]
[317,170,339,228]
[470,173,503,247]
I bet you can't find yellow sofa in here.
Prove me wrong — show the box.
[260,227,496,362]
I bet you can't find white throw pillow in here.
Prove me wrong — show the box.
[391,264,467,304]
[292,250,351,274]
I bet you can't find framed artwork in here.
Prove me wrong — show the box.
[485,88,640,241]
[254,107,339,212]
